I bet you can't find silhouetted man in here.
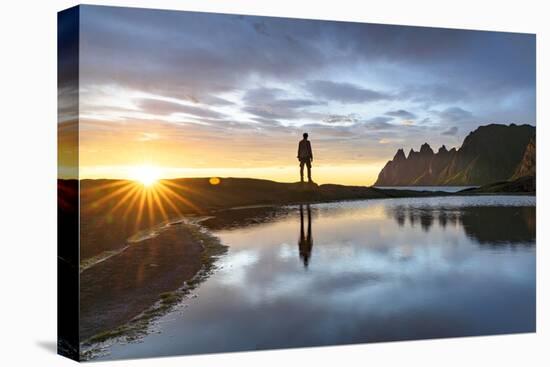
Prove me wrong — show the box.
[298,204,313,268]
[297,133,313,183]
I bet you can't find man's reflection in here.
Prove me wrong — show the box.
[298,204,313,268]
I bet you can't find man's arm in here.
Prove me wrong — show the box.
[308,141,313,161]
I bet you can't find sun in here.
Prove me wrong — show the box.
[129,165,161,187]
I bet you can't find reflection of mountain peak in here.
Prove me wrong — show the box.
[375,124,535,186]
[387,205,535,245]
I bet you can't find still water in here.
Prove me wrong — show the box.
[99,195,535,360]
[375,186,478,192]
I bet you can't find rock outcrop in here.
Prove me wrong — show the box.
[375,124,535,186]
[512,137,536,179]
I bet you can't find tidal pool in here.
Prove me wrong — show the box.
[96,195,536,360]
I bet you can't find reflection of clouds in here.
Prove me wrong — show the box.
[210,197,535,309]
[103,197,535,359]
[216,248,259,286]
[277,242,295,260]
[391,243,414,261]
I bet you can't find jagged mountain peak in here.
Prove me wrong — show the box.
[419,143,434,155]
[393,149,406,161]
[374,123,535,186]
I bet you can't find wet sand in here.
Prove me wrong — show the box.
[80,220,225,342]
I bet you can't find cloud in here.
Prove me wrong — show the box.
[399,84,469,106]
[137,98,227,119]
[441,126,459,136]
[385,109,417,120]
[250,117,283,127]
[196,95,235,106]
[76,5,536,176]
[363,116,395,130]
[137,132,160,141]
[436,107,473,122]
[304,80,393,104]
[80,6,328,100]
[252,21,270,36]
[242,87,325,120]
[322,114,360,124]
[243,106,294,120]
[242,88,282,104]
[79,5,535,116]
[379,138,404,144]
[365,116,393,124]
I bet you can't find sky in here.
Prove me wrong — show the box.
[59,5,536,185]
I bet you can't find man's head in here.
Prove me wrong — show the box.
[303,132,309,140]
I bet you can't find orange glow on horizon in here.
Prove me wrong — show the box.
[61,119,389,186]
[76,163,385,186]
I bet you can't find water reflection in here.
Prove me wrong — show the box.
[298,205,313,268]
[97,196,536,361]
[386,205,536,246]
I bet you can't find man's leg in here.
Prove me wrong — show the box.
[299,161,305,182]
[307,160,312,182]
